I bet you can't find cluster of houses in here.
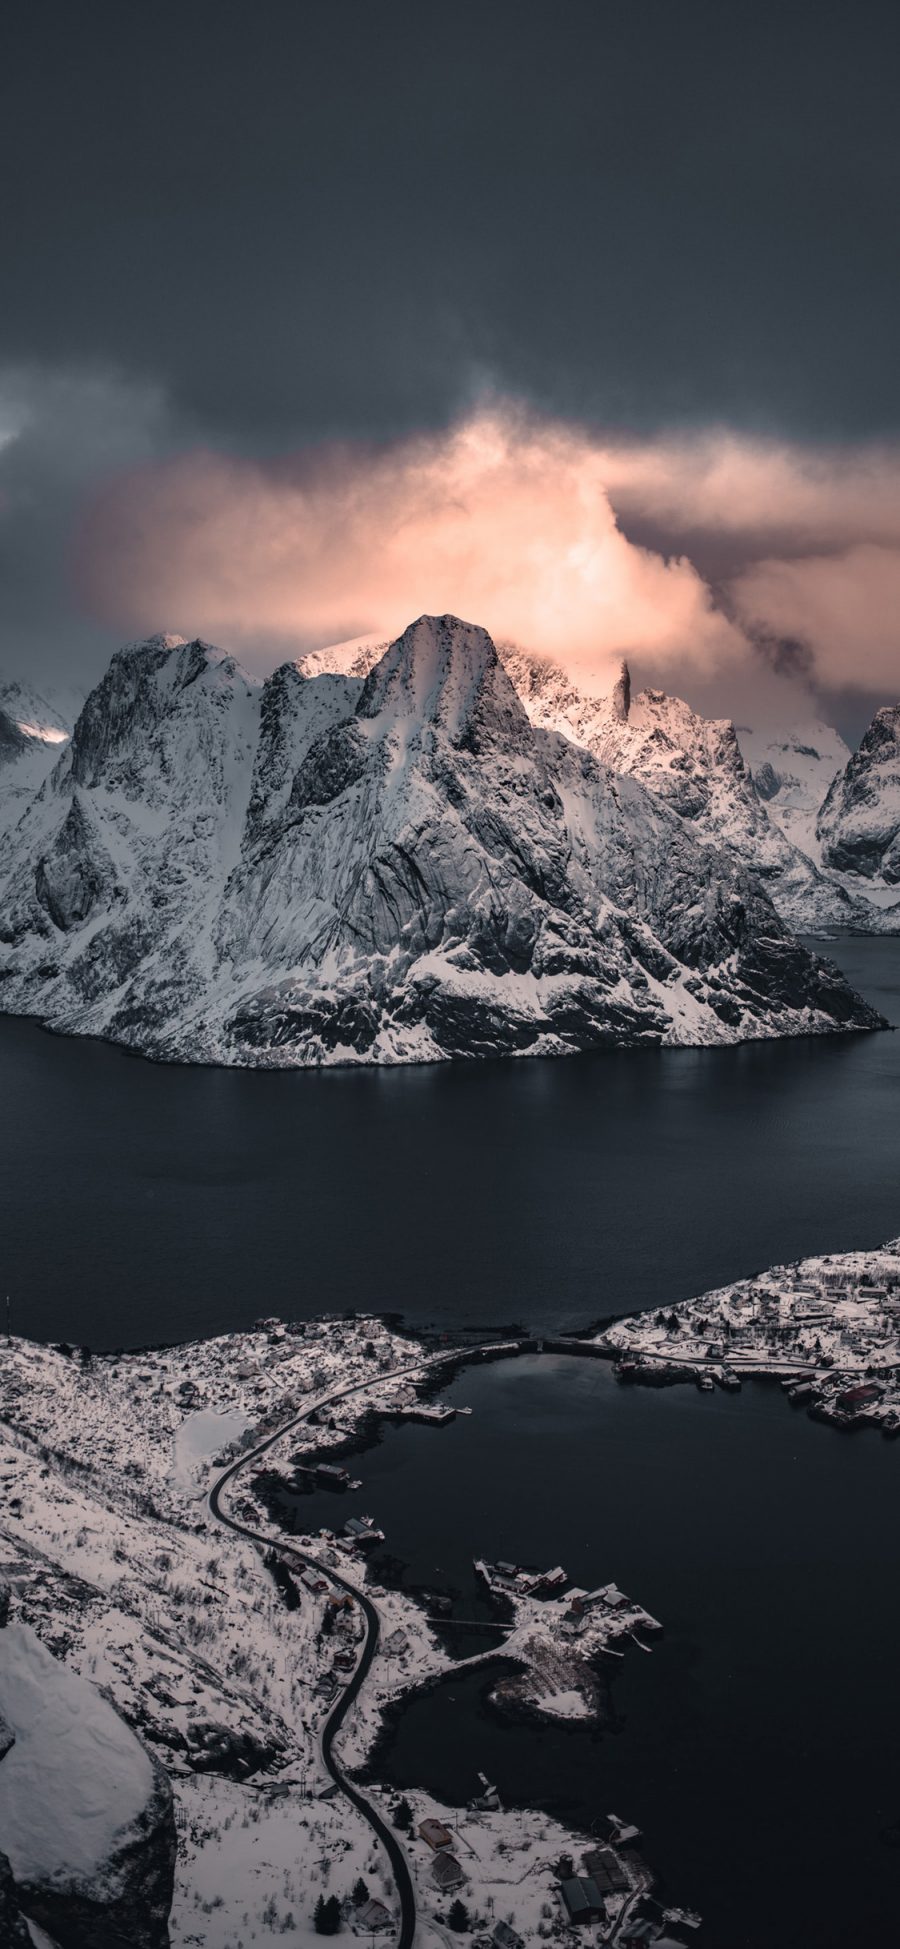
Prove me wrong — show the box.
[558,1827,694,1943]
[604,1248,900,1433]
[475,1558,570,1599]
[560,1584,630,1639]
[474,1559,658,1655]
[418,1815,469,1898]
[412,1806,692,1947]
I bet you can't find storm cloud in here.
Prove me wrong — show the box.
[2,1,900,725]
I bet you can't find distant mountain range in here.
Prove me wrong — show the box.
[493,647,893,934]
[0,678,79,825]
[0,617,894,1067]
[816,705,900,887]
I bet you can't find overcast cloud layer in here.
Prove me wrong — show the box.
[2,1,899,730]
[68,402,900,707]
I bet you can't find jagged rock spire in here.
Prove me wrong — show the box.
[611,660,631,723]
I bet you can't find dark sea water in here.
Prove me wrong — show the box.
[302,1354,900,1949]
[0,937,898,1349]
[2,938,899,1942]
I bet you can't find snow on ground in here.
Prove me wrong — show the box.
[0,1617,153,1882]
[170,1772,395,1948]
[0,1311,679,1944]
[170,1408,252,1495]
[603,1240,900,1428]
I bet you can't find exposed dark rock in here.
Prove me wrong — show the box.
[19,1746,176,1949]
[0,1850,31,1947]
[185,1719,282,1779]
[818,705,900,882]
[0,618,885,1066]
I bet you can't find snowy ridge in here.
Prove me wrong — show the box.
[496,644,898,933]
[737,717,850,857]
[817,703,900,887]
[0,617,884,1066]
[296,636,390,681]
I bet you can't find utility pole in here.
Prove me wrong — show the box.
[5,1294,9,1346]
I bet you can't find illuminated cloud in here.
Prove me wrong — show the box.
[596,433,900,553]
[733,543,900,693]
[46,393,900,707]
[76,410,743,690]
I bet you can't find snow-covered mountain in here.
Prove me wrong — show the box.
[817,704,900,886]
[0,677,76,828]
[0,617,882,1066]
[736,718,850,858]
[0,633,261,1040]
[495,646,889,933]
[296,637,389,680]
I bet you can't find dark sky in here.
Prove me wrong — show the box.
[2,0,900,726]
[5,0,899,443]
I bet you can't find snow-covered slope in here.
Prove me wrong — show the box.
[0,678,76,830]
[0,1613,175,1948]
[0,633,261,1041]
[497,646,886,932]
[295,636,389,681]
[736,718,850,858]
[0,618,882,1066]
[817,704,900,886]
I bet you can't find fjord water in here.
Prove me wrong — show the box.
[1,936,898,1348]
[346,1354,900,1949]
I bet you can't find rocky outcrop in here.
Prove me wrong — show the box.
[498,645,892,933]
[0,618,884,1065]
[0,1849,32,1948]
[817,705,900,883]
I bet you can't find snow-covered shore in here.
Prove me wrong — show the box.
[0,1313,673,1945]
[602,1241,900,1429]
[11,1234,898,1946]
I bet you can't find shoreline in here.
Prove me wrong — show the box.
[3,1239,900,1943]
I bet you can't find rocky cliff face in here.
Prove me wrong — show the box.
[0,618,883,1065]
[0,632,261,1043]
[817,705,900,884]
[498,645,897,932]
[0,1848,32,1947]
[0,1610,176,1949]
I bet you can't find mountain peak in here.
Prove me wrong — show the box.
[0,615,884,1065]
[70,635,258,791]
[817,700,900,883]
[357,614,525,747]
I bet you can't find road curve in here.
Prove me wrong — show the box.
[207,1342,526,1948]
[207,1359,445,1949]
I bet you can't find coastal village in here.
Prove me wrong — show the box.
[9,1240,900,1945]
[0,1309,690,1947]
[602,1240,900,1431]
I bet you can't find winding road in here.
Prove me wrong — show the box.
[207,1343,524,1949]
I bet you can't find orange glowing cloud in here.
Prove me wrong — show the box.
[75,405,900,699]
[77,409,743,689]
[594,433,900,552]
[733,542,900,692]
